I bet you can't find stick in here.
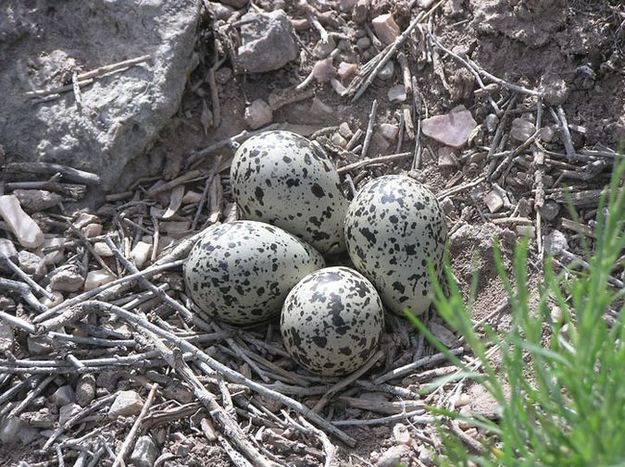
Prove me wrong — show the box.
[373,348,465,384]
[4,162,101,186]
[36,301,357,446]
[337,151,411,174]
[111,383,158,467]
[361,99,378,158]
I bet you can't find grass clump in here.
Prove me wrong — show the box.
[407,159,625,466]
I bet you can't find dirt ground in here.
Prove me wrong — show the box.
[1,0,624,466]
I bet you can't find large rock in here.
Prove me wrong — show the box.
[236,9,298,73]
[0,1,200,191]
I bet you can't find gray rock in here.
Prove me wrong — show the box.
[237,10,298,73]
[376,445,413,467]
[356,36,371,51]
[76,374,96,407]
[58,403,82,426]
[0,0,200,191]
[17,250,45,275]
[220,0,247,7]
[108,390,144,418]
[377,60,395,80]
[244,99,273,130]
[27,336,52,355]
[0,320,14,352]
[510,118,536,142]
[540,72,569,106]
[0,238,17,273]
[544,229,568,255]
[540,200,560,221]
[52,385,76,407]
[130,435,159,467]
[0,416,23,444]
[49,267,84,292]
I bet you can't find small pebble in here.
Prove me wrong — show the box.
[93,242,114,257]
[244,99,273,130]
[437,147,459,168]
[41,291,63,308]
[58,403,82,426]
[484,113,499,133]
[82,223,103,238]
[392,423,412,444]
[51,385,76,407]
[130,435,159,467]
[331,132,348,148]
[544,229,568,255]
[540,200,560,221]
[84,269,116,291]
[214,67,233,84]
[372,13,400,45]
[387,84,406,103]
[510,117,536,142]
[130,241,152,269]
[40,236,65,265]
[108,390,144,418]
[337,62,358,81]
[312,58,336,82]
[76,374,96,407]
[379,123,399,141]
[0,195,44,248]
[422,109,477,148]
[484,190,504,213]
[49,268,84,293]
[377,60,395,80]
[356,36,371,51]
[339,122,353,139]
[376,445,412,467]
[18,250,45,275]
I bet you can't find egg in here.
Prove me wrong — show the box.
[230,130,349,254]
[280,266,385,376]
[344,175,447,315]
[184,221,324,325]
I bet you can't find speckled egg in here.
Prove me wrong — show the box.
[230,131,349,254]
[344,175,447,316]
[280,266,385,376]
[184,221,324,325]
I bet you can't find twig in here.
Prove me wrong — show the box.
[37,301,357,446]
[4,162,101,186]
[373,348,465,384]
[0,278,48,315]
[313,350,384,413]
[25,55,152,98]
[332,410,437,426]
[2,257,55,300]
[361,99,378,158]
[337,152,412,174]
[553,105,577,161]
[111,383,158,467]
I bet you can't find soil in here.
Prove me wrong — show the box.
[1,0,624,466]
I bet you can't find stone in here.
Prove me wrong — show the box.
[130,435,159,467]
[439,197,455,215]
[312,58,336,82]
[437,147,459,168]
[220,0,247,7]
[0,195,44,248]
[352,0,370,23]
[27,336,52,355]
[340,0,358,11]
[84,269,116,291]
[392,423,411,444]
[421,110,477,148]
[337,62,358,81]
[540,125,556,143]
[244,99,273,130]
[109,390,144,418]
[379,123,399,141]
[376,445,412,467]
[58,403,82,426]
[372,14,400,45]
[313,36,336,59]
[76,374,96,407]
[41,291,63,308]
[510,118,536,142]
[237,10,298,73]
[309,97,334,117]
[430,322,458,347]
[0,417,24,444]
[339,122,353,139]
[51,385,76,407]
[541,200,560,221]
[540,72,569,106]
[485,113,499,133]
[387,85,406,103]
[356,36,371,51]
[130,241,152,269]
[377,60,395,80]
[544,229,568,255]
[0,321,14,353]
[49,268,84,292]
[484,190,504,213]
[182,190,203,204]
[214,66,233,84]
[0,238,17,272]
[73,212,100,229]
[82,223,103,238]
[13,189,62,212]
[0,1,200,191]
[331,133,348,148]
[18,250,45,275]
[40,236,65,266]
[93,241,114,257]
